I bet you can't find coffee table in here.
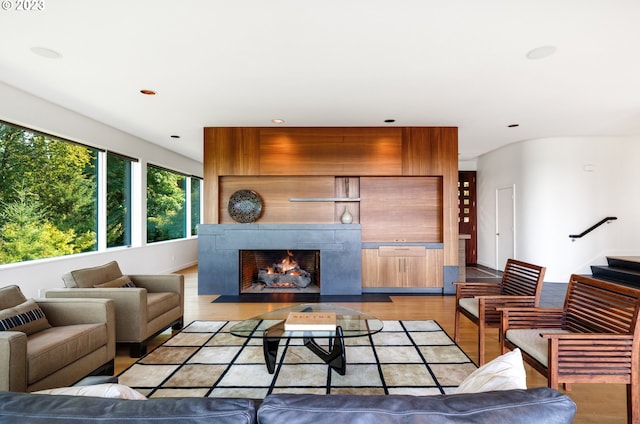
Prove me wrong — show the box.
[230,304,383,375]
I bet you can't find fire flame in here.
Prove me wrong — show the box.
[266,250,300,275]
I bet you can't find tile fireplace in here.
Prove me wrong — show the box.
[198,224,362,296]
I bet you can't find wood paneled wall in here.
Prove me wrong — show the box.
[203,127,458,265]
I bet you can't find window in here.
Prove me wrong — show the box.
[190,177,202,236]
[0,121,98,264]
[106,153,133,247]
[146,165,186,243]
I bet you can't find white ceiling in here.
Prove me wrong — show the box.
[1,0,640,163]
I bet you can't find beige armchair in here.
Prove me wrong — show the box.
[46,261,184,357]
[0,285,115,392]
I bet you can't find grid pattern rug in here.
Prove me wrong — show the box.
[117,320,477,399]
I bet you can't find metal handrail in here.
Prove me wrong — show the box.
[569,217,617,240]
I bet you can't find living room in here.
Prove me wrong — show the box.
[1,2,640,423]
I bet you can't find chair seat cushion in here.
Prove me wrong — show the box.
[505,328,570,367]
[458,297,479,318]
[27,323,107,384]
[147,292,180,322]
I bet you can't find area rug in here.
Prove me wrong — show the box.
[117,320,477,399]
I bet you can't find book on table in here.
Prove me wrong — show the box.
[284,311,337,331]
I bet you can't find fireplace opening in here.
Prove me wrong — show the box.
[240,250,320,293]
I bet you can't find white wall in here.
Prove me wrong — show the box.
[0,82,202,297]
[477,136,640,282]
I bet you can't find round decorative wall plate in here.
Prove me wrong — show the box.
[228,189,263,223]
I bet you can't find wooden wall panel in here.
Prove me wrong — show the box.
[203,128,260,222]
[360,177,443,243]
[402,127,458,266]
[219,176,335,224]
[259,128,402,175]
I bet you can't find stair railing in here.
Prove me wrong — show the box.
[569,217,618,241]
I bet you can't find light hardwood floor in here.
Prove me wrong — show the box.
[114,265,628,423]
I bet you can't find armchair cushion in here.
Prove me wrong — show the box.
[147,292,180,321]
[64,261,123,288]
[457,297,479,318]
[0,299,51,335]
[94,276,136,289]
[28,323,109,384]
[505,329,569,367]
[456,348,527,394]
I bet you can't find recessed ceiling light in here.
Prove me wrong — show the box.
[384,119,396,123]
[140,89,156,95]
[508,124,519,128]
[30,46,62,59]
[526,45,557,60]
[170,135,180,139]
[271,119,285,124]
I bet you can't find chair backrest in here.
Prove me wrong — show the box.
[62,261,124,288]
[564,274,640,335]
[0,285,27,309]
[500,259,546,304]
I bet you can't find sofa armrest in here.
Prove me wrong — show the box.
[45,289,144,342]
[0,332,27,391]
[128,274,184,294]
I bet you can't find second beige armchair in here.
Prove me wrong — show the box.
[46,261,184,357]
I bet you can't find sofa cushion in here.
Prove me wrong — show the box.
[0,299,51,335]
[505,328,570,367]
[456,348,526,393]
[27,323,107,384]
[34,384,147,400]
[94,275,136,288]
[258,388,576,424]
[0,391,257,424]
[147,292,180,321]
[64,261,123,288]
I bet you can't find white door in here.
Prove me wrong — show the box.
[496,185,515,270]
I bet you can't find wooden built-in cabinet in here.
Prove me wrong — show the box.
[362,246,443,288]
[203,126,458,290]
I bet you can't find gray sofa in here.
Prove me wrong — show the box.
[0,387,576,423]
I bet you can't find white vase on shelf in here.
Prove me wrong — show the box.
[340,206,353,224]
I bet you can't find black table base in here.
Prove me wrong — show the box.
[262,325,346,375]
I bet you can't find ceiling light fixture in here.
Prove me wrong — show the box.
[271,119,285,124]
[30,46,62,59]
[526,45,557,60]
[140,89,156,95]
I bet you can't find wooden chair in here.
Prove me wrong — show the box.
[453,259,546,365]
[500,274,640,424]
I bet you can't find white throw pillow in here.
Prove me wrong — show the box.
[34,383,147,400]
[455,348,527,394]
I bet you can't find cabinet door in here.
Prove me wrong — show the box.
[361,249,380,287]
[377,256,405,287]
[404,256,427,287]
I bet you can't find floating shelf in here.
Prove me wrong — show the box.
[288,197,361,202]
